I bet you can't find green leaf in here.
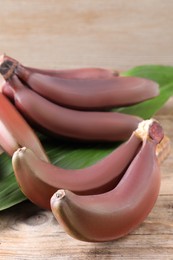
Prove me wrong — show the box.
[0,153,26,211]
[1,64,173,210]
[121,64,173,86]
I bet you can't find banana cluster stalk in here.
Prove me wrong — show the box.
[0,54,169,243]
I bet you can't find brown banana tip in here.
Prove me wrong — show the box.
[134,119,164,143]
[148,120,164,144]
[0,59,18,80]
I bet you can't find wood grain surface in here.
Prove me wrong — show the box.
[0,0,173,259]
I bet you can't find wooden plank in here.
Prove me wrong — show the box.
[0,195,173,259]
[0,0,173,70]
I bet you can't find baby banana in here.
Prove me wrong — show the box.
[12,132,141,209]
[0,53,118,79]
[50,119,164,242]
[3,75,142,142]
[0,85,49,162]
[0,58,159,110]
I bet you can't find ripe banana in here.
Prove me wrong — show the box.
[0,53,118,79]
[12,131,142,209]
[0,83,49,162]
[50,119,164,242]
[0,58,159,110]
[3,75,142,142]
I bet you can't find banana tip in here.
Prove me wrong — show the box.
[135,119,163,144]
[13,147,27,157]
[149,120,164,144]
[50,190,66,210]
[55,189,66,200]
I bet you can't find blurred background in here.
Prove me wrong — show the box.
[0,0,173,71]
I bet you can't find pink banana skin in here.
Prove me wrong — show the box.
[5,75,142,142]
[0,58,159,110]
[12,133,141,209]
[50,120,163,242]
[15,65,159,110]
[12,149,58,210]
[0,88,49,162]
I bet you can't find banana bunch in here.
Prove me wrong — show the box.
[0,54,159,142]
[0,54,170,242]
[12,119,170,242]
[50,120,166,242]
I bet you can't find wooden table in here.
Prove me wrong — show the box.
[0,1,173,259]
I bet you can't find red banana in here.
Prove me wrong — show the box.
[0,58,159,110]
[3,75,142,142]
[12,132,141,209]
[50,119,164,242]
[0,53,118,79]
